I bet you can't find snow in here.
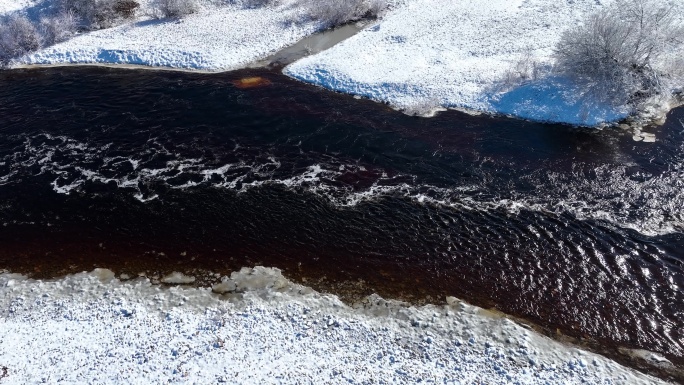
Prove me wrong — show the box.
[5,0,669,126]
[489,76,630,126]
[0,267,669,384]
[4,0,681,125]
[0,0,36,14]
[284,0,632,126]
[16,1,320,71]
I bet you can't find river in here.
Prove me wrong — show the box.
[0,66,682,379]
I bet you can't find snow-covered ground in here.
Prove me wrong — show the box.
[0,267,668,384]
[0,0,35,14]
[4,0,681,126]
[284,0,638,126]
[9,0,321,71]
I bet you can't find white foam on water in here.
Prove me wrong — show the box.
[133,192,159,202]
[50,177,84,195]
[33,156,684,236]
[0,267,669,384]
[4,131,684,236]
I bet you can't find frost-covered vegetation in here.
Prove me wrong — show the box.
[0,15,42,65]
[316,0,387,28]
[59,0,140,29]
[488,0,684,124]
[305,0,388,28]
[241,0,389,28]
[554,0,684,110]
[240,0,279,9]
[39,10,78,45]
[150,0,198,19]
[495,48,550,94]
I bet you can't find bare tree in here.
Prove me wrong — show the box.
[555,0,684,107]
[240,0,280,9]
[58,0,139,29]
[493,47,551,93]
[367,0,388,18]
[0,15,42,66]
[152,0,199,19]
[0,0,143,66]
[304,0,388,29]
[307,0,363,27]
[40,11,78,46]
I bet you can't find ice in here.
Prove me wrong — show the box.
[161,272,196,284]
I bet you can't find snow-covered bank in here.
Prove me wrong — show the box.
[0,267,669,384]
[4,0,682,126]
[0,0,35,14]
[284,0,668,126]
[10,0,320,71]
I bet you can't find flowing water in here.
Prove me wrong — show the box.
[0,67,683,375]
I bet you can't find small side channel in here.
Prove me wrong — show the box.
[251,23,367,68]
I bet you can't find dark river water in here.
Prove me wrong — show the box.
[0,67,683,377]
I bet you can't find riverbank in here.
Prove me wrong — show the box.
[0,267,672,384]
[1,65,683,382]
[3,0,682,127]
[12,22,366,73]
[15,0,321,71]
[284,0,636,126]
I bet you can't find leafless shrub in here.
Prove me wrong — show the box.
[495,48,550,93]
[0,0,142,66]
[306,0,365,28]
[367,0,388,18]
[671,57,684,94]
[152,0,199,19]
[555,0,684,107]
[303,0,388,28]
[58,0,139,29]
[114,0,141,18]
[0,15,42,66]
[40,11,78,45]
[240,0,279,8]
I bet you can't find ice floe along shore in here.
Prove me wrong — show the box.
[0,266,671,384]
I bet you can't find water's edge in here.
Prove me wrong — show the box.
[12,60,679,130]
[2,264,681,383]
[1,66,683,383]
